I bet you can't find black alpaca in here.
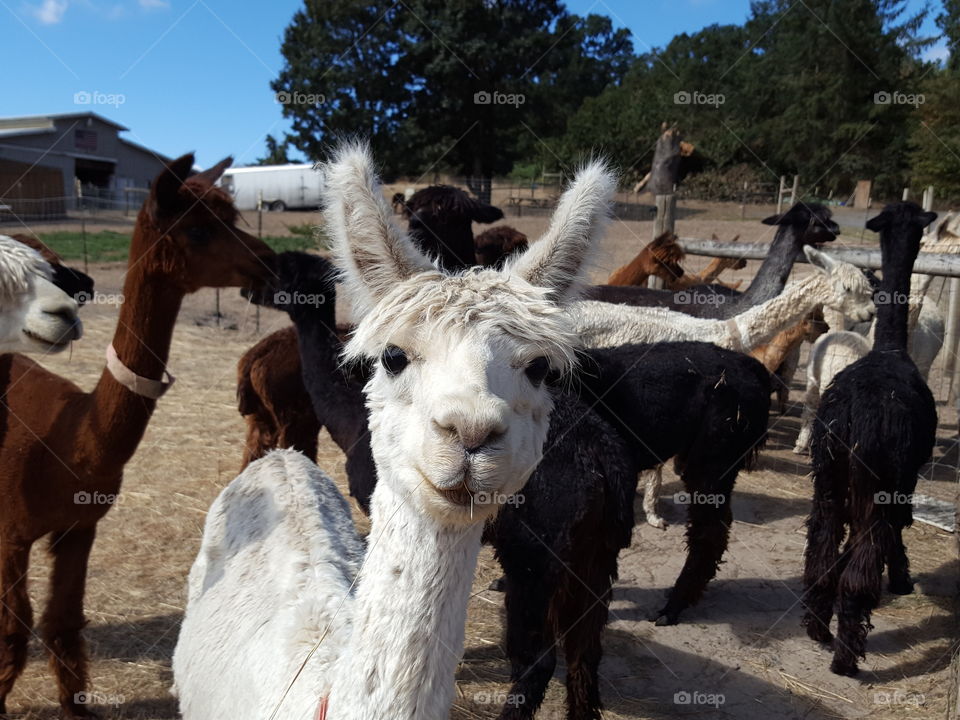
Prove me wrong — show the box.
[585,202,838,317]
[403,185,503,270]
[484,392,637,720]
[802,202,937,676]
[243,252,376,512]
[484,341,770,719]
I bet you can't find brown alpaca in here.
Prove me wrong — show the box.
[0,154,274,719]
[669,237,747,291]
[607,232,745,290]
[750,308,827,412]
[238,325,320,466]
[607,231,686,286]
[473,225,528,268]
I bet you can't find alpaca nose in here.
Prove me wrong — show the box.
[432,415,507,453]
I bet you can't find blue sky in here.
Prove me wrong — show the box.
[2,0,947,168]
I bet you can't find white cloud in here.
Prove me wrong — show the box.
[138,0,170,9]
[34,0,68,24]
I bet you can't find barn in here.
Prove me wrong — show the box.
[0,112,170,219]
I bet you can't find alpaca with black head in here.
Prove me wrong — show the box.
[802,201,937,677]
[403,184,504,270]
[586,203,838,315]
[240,251,377,509]
[484,338,770,720]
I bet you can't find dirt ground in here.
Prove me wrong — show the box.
[2,210,957,719]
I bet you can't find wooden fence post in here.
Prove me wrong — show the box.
[790,174,800,205]
[649,193,676,289]
[776,175,786,214]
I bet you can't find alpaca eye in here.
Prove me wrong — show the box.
[524,356,549,387]
[380,345,408,376]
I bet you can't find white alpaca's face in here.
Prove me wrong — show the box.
[324,143,614,527]
[805,248,875,324]
[359,277,563,524]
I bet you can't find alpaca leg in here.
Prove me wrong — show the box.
[558,558,612,720]
[793,382,819,454]
[886,502,913,595]
[643,466,666,529]
[241,413,278,468]
[801,492,846,645]
[276,412,321,463]
[41,527,97,719]
[497,575,557,720]
[656,496,732,626]
[0,540,33,714]
[831,522,886,676]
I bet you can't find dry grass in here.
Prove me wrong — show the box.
[2,214,956,719]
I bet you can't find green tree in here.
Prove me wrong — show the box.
[254,134,293,165]
[273,0,631,179]
[937,0,960,71]
[909,69,960,200]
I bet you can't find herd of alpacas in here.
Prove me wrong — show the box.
[0,142,945,719]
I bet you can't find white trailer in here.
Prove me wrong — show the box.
[220,163,322,211]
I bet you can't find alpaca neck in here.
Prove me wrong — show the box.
[327,482,483,720]
[874,253,913,353]
[87,260,184,465]
[734,273,821,349]
[738,225,802,306]
[288,307,339,369]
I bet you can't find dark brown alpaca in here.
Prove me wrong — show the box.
[473,225,528,268]
[237,325,321,466]
[0,154,274,718]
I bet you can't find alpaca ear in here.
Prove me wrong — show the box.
[471,202,504,225]
[148,153,194,221]
[803,245,838,274]
[508,159,616,302]
[193,156,233,185]
[865,212,887,233]
[321,141,434,315]
[918,211,938,229]
[761,213,782,226]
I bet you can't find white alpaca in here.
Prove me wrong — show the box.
[793,273,943,454]
[171,143,614,720]
[570,245,875,352]
[0,235,82,352]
